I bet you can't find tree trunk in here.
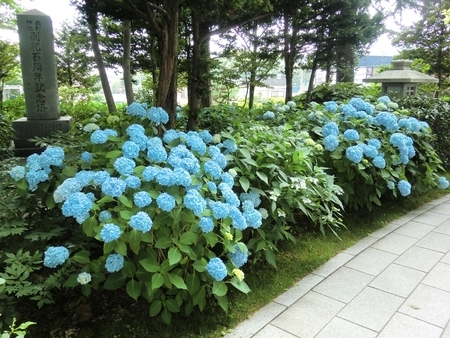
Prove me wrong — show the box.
[87,18,116,113]
[156,2,179,129]
[306,57,318,103]
[325,60,332,83]
[283,10,297,103]
[336,43,355,83]
[123,19,134,105]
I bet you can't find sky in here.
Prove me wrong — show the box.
[6,0,420,56]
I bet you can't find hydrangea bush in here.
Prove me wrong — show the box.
[302,96,449,210]
[6,103,266,324]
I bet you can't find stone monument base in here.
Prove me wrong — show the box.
[12,116,73,156]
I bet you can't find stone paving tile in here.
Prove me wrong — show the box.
[371,233,418,255]
[390,211,424,226]
[252,324,298,338]
[273,274,324,307]
[426,194,450,206]
[369,264,426,298]
[442,322,450,338]
[315,317,377,338]
[342,236,378,256]
[312,266,373,303]
[223,302,287,338]
[337,287,404,332]
[369,222,402,238]
[311,252,354,278]
[378,312,443,338]
[271,292,344,338]
[399,284,450,328]
[412,211,450,227]
[430,203,450,216]
[344,247,397,276]
[434,219,450,236]
[442,251,450,265]
[394,246,444,272]
[415,232,450,253]
[393,221,435,239]
[421,262,450,293]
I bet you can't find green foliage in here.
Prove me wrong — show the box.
[1,96,25,122]
[0,111,14,159]
[301,96,448,210]
[396,96,450,169]
[197,105,250,135]
[1,315,35,338]
[294,82,380,105]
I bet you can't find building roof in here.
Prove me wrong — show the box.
[357,55,393,68]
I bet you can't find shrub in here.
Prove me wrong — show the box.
[2,103,267,326]
[298,96,448,210]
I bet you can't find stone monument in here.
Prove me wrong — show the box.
[12,9,72,155]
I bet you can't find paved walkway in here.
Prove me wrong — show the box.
[225,194,450,338]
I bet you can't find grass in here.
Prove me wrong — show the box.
[23,186,449,338]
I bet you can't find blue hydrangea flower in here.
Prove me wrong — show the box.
[321,122,339,137]
[53,178,82,203]
[229,244,248,268]
[168,145,200,174]
[130,133,148,151]
[114,157,136,175]
[368,139,381,150]
[199,216,214,233]
[25,170,49,191]
[377,96,391,105]
[104,129,118,137]
[243,209,262,229]
[387,181,395,190]
[239,191,261,208]
[75,170,95,187]
[83,123,100,132]
[341,104,357,118]
[124,175,141,189]
[184,189,207,216]
[98,210,112,222]
[323,135,339,151]
[134,191,152,207]
[206,257,227,281]
[263,111,275,119]
[174,167,192,187]
[373,156,386,169]
[398,180,412,196]
[363,145,378,158]
[156,192,176,212]
[199,130,213,144]
[156,168,176,186]
[345,146,363,164]
[324,101,338,113]
[221,186,240,207]
[222,139,238,154]
[229,206,247,230]
[211,201,230,219]
[122,141,140,159]
[163,129,180,144]
[101,177,126,197]
[77,272,92,285]
[62,192,93,219]
[81,151,93,163]
[142,166,159,182]
[398,117,421,132]
[126,102,147,117]
[438,177,449,189]
[343,129,359,141]
[147,145,167,163]
[207,181,217,193]
[213,154,228,169]
[90,130,108,144]
[204,160,222,179]
[208,145,221,157]
[43,246,69,268]
[147,107,169,125]
[39,146,65,169]
[126,123,145,136]
[349,98,366,111]
[375,112,399,131]
[10,166,26,181]
[105,254,124,273]
[129,211,152,233]
[187,132,207,155]
[93,170,110,185]
[100,223,121,243]
[242,200,255,211]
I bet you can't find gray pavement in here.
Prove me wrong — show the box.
[225,194,450,338]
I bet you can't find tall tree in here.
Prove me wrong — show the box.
[393,0,450,94]
[0,40,20,108]
[54,20,99,105]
